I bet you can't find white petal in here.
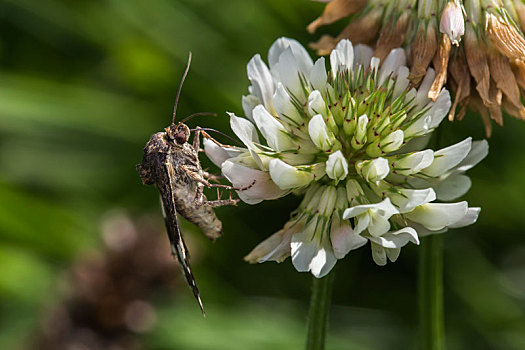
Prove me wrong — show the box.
[353,44,374,69]
[422,137,472,177]
[405,202,468,231]
[241,95,261,122]
[222,160,287,204]
[368,213,392,236]
[367,227,419,248]
[343,198,398,236]
[269,159,314,189]
[370,56,380,75]
[268,37,313,76]
[435,174,471,201]
[357,157,390,183]
[448,207,481,228]
[454,140,488,173]
[228,111,264,168]
[308,90,327,117]
[386,247,401,262]
[271,48,304,101]
[390,188,436,213]
[308,114,334,151]
[354,212,370,235]
[325,150,348,182]
[252,105,295,152]
[378,48,406,86]
[415,68,435,110]
[309,57,328,92]
[273,83,303,125]
[309,242,337,278]
[390,149,434,175]
[330,39,354,79]
[393,66,410,99]
[343,198,393,219]
[247,54,275,114]
[229,112,260,146]
[354,114,368,145]
[291,218,337,276]
[371,243,387,266]
[291,233,318,273]
[403,115,431,138]
[330,217,368,259]
[244,224,294,263]
[381,130,404,153]
[203,138,239,167]
[427,89,451,129]
[440,1,465,45]
[247,219,306,263]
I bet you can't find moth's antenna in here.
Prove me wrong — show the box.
[172,52,192,125]
[189,127,244,147]
[179,112,217,125]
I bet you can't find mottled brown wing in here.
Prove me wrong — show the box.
[158,157,205,316]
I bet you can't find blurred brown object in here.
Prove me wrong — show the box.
[33,212,182,350]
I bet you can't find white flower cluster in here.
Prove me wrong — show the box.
[205,38,487,277]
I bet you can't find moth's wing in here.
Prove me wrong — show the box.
[158,158,205,316]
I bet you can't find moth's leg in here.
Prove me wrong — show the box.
[192,127,201,153]
[196,127,238,150]
[193,182,205,206]
[181,165,255,191]
[204,188,239,207]
[202,170,224,182]
[204,198,240,207]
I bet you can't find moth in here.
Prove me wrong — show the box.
[137,53,249,315]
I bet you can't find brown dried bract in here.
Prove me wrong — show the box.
[470,95,493,137]
[307,0,367,34]
[511,58,525,90]
[488,49,525,118]
[447,49,471,121]
[487,80,503,126]
[310,8,382,55]
[428,33,452,101]
[464,26,491,106]
[409,21,438,85]
[486,13,525,60]
[374,12,410,61]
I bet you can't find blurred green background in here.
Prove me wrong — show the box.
[0,0,524,349]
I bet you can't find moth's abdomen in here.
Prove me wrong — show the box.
[175,192,223,241]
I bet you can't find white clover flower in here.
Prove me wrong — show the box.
[207,37,487,277]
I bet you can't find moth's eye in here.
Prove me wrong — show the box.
[175,132,187,144]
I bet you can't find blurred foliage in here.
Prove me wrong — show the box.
[0,0,524,349]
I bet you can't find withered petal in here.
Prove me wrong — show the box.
[464,26,492,106]
[486,13,525,60]
[487,81,503,125]
[309,35,338,55]
[409,21,438,85]
[374,12,410,61]
[488,50,523,111]
[429,34,452,101]
[307,0,367,34]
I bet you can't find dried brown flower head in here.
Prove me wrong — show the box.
[308,0,525,136]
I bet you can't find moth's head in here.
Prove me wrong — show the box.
[166,123,190,145]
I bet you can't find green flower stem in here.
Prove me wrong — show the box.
[419,234,445,350]
[306,270,335,350]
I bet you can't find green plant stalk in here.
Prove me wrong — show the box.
[419,234,445,350]
[306,270,335,350]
